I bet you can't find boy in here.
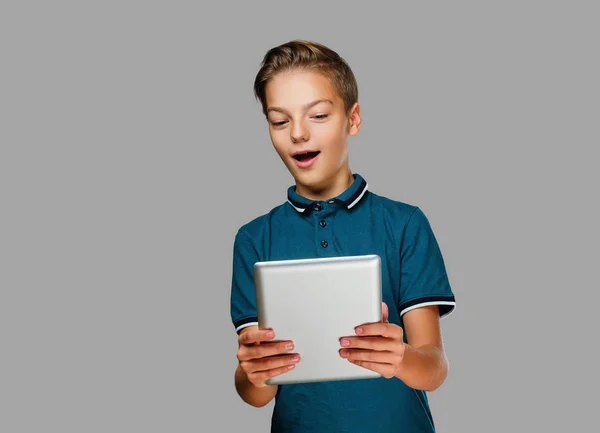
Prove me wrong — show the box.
[230,40,456,433]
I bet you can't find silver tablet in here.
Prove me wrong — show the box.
[254,254,382,385]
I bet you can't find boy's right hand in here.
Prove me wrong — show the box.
[237,326,301,388]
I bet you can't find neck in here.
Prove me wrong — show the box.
[295,167,354,201]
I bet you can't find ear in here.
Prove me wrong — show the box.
[348,102,362,136]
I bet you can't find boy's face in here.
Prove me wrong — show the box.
[265,69,361,197]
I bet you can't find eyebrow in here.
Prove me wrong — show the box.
[267,98,334,114]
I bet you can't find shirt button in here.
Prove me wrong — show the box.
[328,200,335,204]
[319,220,326,228]
[321,240,328,248]
[314,203,322,211]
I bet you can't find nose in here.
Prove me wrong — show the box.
[291,120,309,143]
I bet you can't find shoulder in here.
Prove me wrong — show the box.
[367,190,421,225]
[234,202,289,239]
[365,191,438,245]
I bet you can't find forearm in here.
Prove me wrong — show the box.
[395,344,448,391]
[234,364,278,407]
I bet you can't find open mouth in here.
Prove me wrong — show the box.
[293,151,320,161]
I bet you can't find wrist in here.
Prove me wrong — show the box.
[235,363,278,407]
[394,343,447,391]
[393,342,412,379]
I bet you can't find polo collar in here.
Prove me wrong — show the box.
[287,173,369,214]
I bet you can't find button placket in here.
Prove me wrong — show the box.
[314,202,334,254]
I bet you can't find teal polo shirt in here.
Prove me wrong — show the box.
[230,173,456,433]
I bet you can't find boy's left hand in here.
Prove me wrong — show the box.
[339,301,405,379]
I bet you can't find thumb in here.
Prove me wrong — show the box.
[382,302,389,323]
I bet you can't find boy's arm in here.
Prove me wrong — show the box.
[392,206,454,390]
[234,326,279,408]
[230,230,299,406]
[339,303,449,391]
[394,305,449,391]
[235,365,278,408]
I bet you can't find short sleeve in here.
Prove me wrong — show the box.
[230,229,260,334]
[398,207,456,319]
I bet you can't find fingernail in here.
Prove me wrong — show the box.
[291,355,300,362]
[267,331,274,338]
[340,350,349,357]
[340,339,349,347]
[285,343,294,350]
[355,327,363,335]
[287,364,295,370]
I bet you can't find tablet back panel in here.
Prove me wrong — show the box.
[254,254,382,385]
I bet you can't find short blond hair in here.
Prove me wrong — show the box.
[253,40,359,117]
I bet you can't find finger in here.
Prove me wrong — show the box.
[238,340,295,362]
[339,348,397,364]
[339,336,394,351]
[242,353,301,375]
[355,322,403,339]
[349,359,396,379]
[382,302,389,323]
[238,328,275,346]
[247,363,298,387]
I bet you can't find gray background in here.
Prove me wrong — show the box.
[1,1,598,432]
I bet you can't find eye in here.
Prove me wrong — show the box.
[313,114,328,120]
[271,120,288,127]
